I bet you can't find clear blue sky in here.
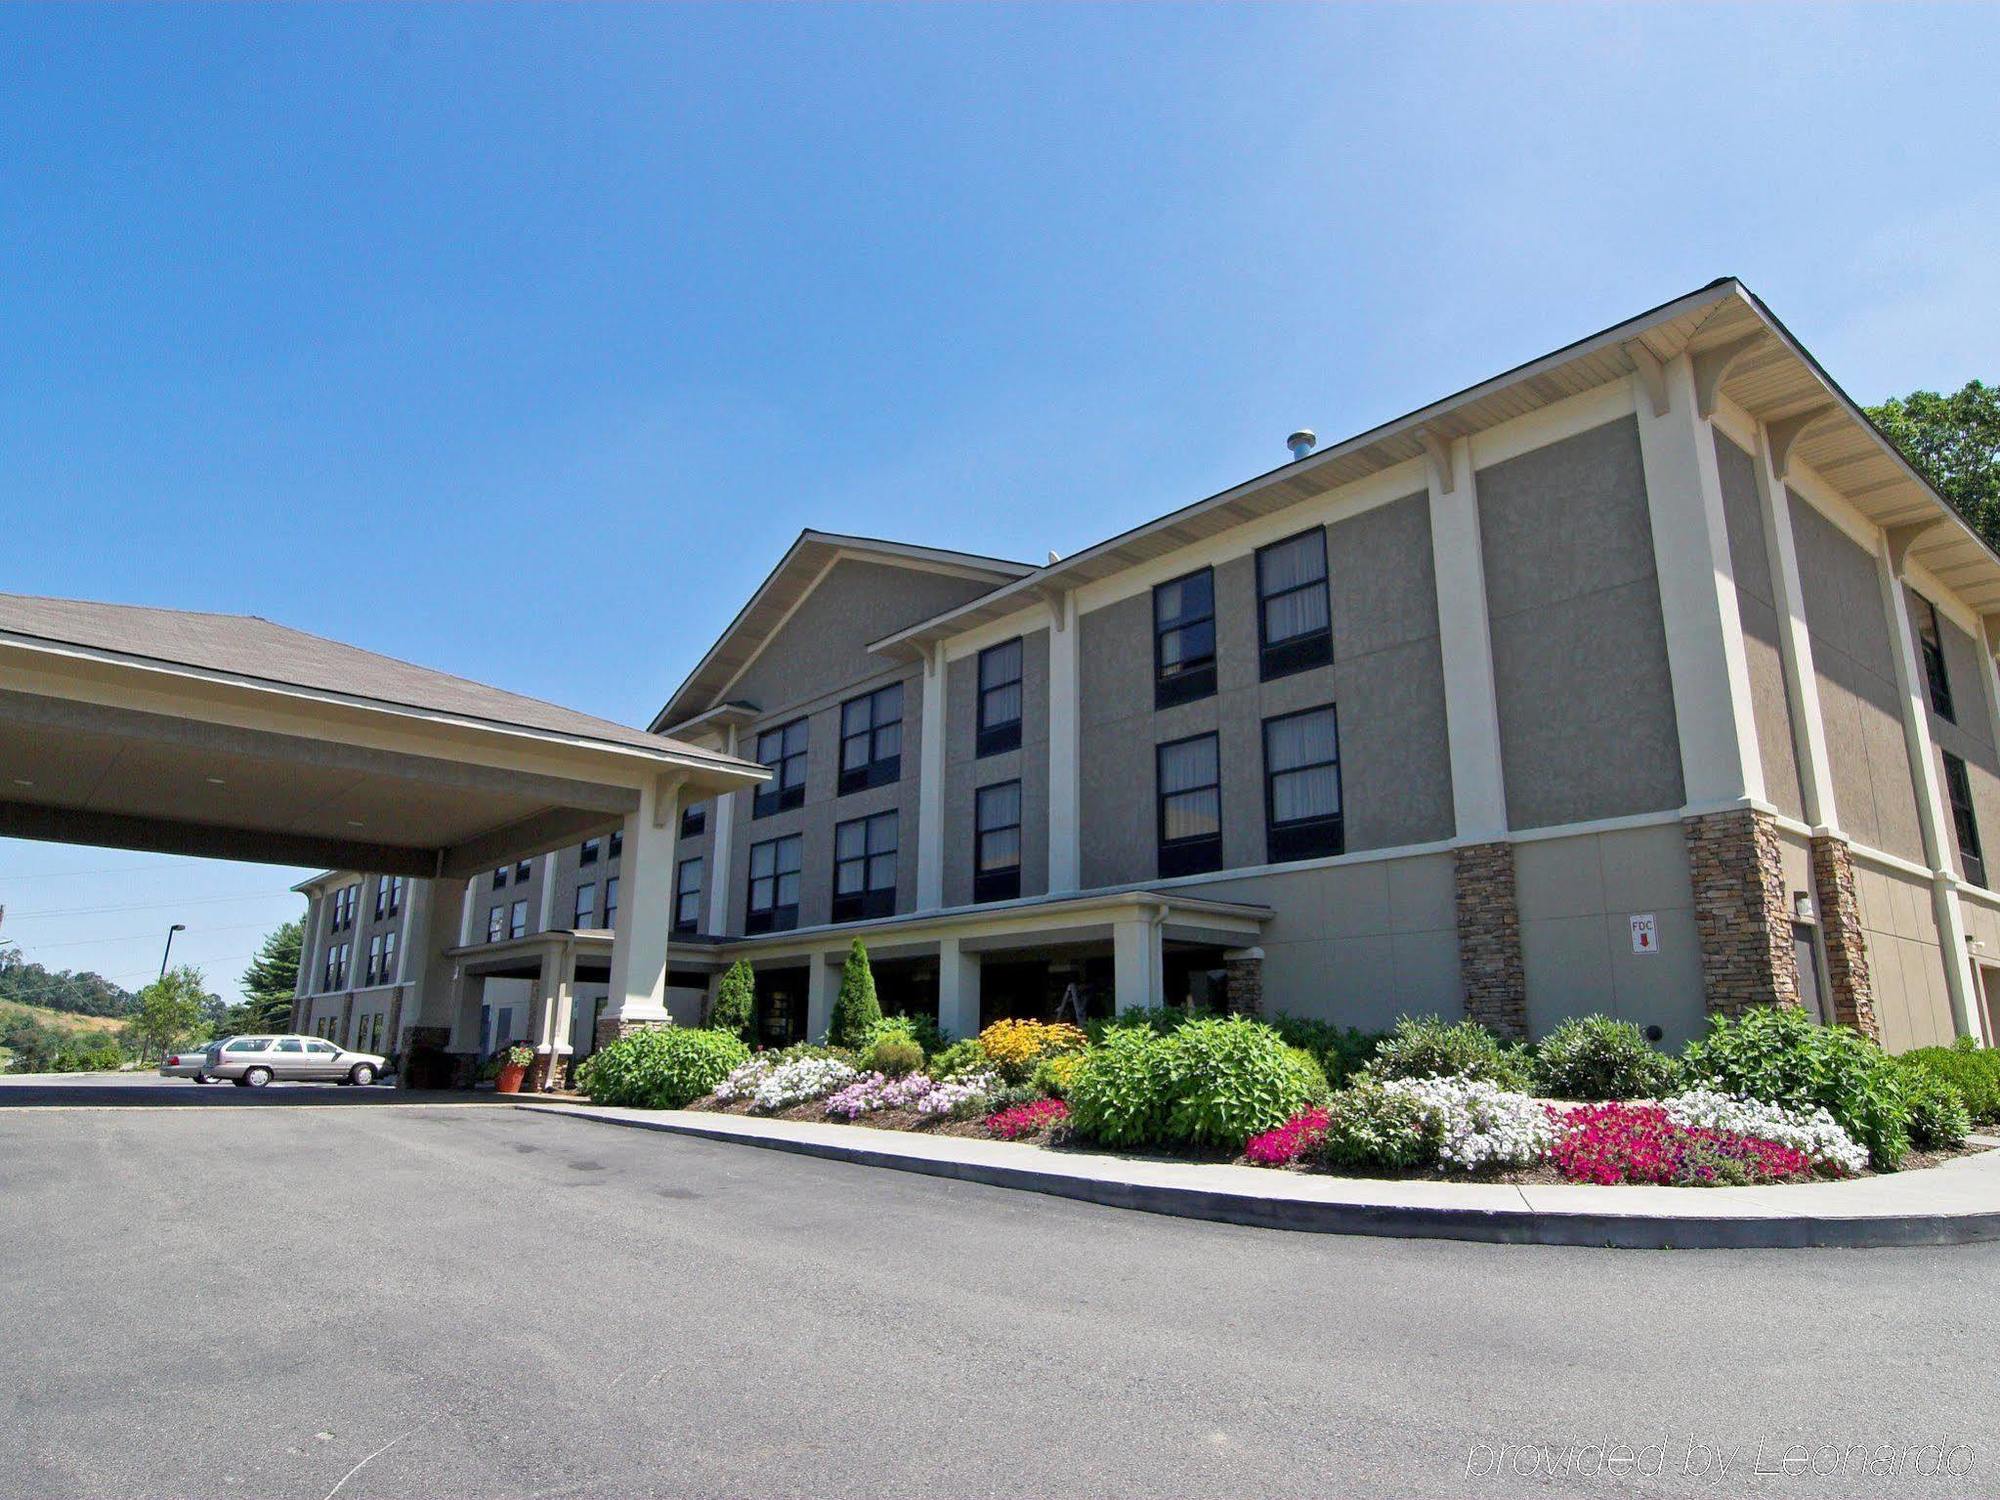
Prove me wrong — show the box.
[3,4,1995,1004]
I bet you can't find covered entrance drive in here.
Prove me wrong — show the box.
[0,594,766,1075]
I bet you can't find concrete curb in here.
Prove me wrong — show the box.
[517,1104,2000,1250]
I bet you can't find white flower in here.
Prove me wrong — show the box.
[1381,1076,1555,1170]
[714,1056,774,1103]
[1663,1089,1868,1175]
[749,1056,858,1114]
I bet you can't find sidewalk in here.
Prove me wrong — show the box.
[518,1101,2000,1249]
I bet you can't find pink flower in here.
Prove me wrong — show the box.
[1244,1108,1331,1167]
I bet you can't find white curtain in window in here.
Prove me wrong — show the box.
[1159,737,1220,841]
[1260,534,1329,643]
[1267,709,1339,822]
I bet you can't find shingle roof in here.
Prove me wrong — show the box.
[0,592,727,762]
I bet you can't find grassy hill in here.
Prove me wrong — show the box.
[0,998,126,1037]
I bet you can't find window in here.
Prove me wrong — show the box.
[380,930,397,985]
[754,718,810,817]
[1944,751,1985,887]
[673,859,701,934]
[609,829,623,860]
[224,1039,268,1054]
[330,884,357,931]
[1264,705,1343,862]
[833,812,898,922]
[580,837,601,866]
[977,638,1024,756]
[322,942,349,992]
[1154,568,1217,708]
[1257,529,1332,679]
[680,802,706,838]
[516,859,533,884]
[747,835,802,933]
[493,867,508,891]
[365,934,385,986]
[509,900,528,940]
[574,882,596,929]
[1918,597,1955,723]
[307,1039,337,1056]
[974,781,1023,903]
[839,684,903,794]
[1157,734,1222,877]
[373,875,403,921]
[275,1038,303,1054]
[486,906,504,944]
[603,876,620,931]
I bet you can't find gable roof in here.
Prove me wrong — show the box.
[0,592,747,769]
[868,278,2000,655]
[649,530,1035,732]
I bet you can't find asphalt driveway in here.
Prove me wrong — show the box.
[1,1087,1995,1499]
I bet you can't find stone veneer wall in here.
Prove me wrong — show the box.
[1684,809,1798,1016]
[1224,951,1263,1017]
[595,1015,673,1052]
[1809,834,1880,1039]
[1453,841,1527,1038]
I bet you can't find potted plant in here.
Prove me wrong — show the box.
[493,1042,534,1095]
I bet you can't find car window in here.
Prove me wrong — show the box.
[225,1039,268,1053]
[275,1039,304,1053]
[305,1041,338,1055]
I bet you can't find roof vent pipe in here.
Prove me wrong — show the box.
[1286,429,1317,461]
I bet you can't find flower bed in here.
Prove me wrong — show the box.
[986,1098,1067,1140]
[1550,1102,1815,1186]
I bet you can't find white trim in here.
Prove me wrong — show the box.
[939,605,1051,665]
[916,643,947,911]
[1843,837,1939,885]
[1465,379,1635,471]
[708,552,842,708]
[704,725,739,938]
[1426,434,1508,841]
[1046,588,1081,893]
[1753,415,1840,832]
[538,851,558,934]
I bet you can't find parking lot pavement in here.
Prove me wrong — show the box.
[3,1096,1998,1499]
[0,1071,494,1107]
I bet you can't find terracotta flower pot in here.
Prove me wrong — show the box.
[494,1063,527,1095]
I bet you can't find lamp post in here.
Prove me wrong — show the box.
[159,923,187,980]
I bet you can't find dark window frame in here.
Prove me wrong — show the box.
[515,859,533,885]
[746,834,803,933]
[1943,751,1986,887]
[492,867,507,892]
[672,859,701,935]
[603,876,620,932]
[838,683,904,795]
[486,905,504,944]
[1918,596,1956,723]
[509,900,528,940]
[574,881,596,930]
[832,811,899,923]
[1155,732,1223,878]
[973,780,1023,904]
[976,638,1025,757]
[1256,528,1333,680]
[753,718,810,818]
[679,802,705,839]
[580,837,601,867]
[1263,704,1344,864]
[608,829,623,860]
[1153,567,1217,709]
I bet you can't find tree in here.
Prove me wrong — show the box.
[710,959,755,1041]
[130,966,210,1062]
[225,920,304,1034]
[1867,380,2000,547]
[827,938,881,1049]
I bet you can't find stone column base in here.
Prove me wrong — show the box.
[1453,841,1527,1039]
[594,1015,673,1052]
[1223,948,1264,1017]
[1684,808,1798,1017]
[398,1025,453,1090]
[1809,833,1879,1039]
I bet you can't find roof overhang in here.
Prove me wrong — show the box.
[869,278,2000,653]
[651,530,1035,732]
[0,630,766,879]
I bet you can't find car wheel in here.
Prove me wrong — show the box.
[232,1077,250,1088]
[349,1064,377,1087]
[243,1066,273,1089]
[194,1074,213,1084]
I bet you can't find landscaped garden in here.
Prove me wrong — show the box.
[573,938,2000,1187]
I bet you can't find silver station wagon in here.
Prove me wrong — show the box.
[203,1034,386,1088]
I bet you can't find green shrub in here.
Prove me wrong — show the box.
[827,939,882,1049]
[1285,1045,1333,1107]
[930,1038,990,1079]
[1316,1081,1440,1174]
[1032,1051,1087,1099]
[863,1037,925,1078]
[1266,1014,1385,1086]
[863,1012,947,1058]
[1084,1006,1207,1044]
[1066,1028,1176,1148]
[1162,1018,1313,1149]
[577,1027,749,1110]
[709,959,755,1041]
[1899,1043,2000,1124]
[1680,1007,1909,1171]
[1368,1016,1532,1090]
[1531,1015,1678,1100]
[1900,1068,1972,1150]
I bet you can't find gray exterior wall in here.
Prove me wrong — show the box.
[1714,432,1805,820]
[1854,855,1954,1051]
[1479,415,1685,829]
[1789,493,1925,863]
[473,858,544,945]
[944,628,1049,906]
[1077,493,1453,888]
[1909,588,2000,890]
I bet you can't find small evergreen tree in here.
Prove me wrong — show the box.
[828,938,881,1048]
[710,959,755,1040]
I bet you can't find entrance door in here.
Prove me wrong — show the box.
[1979,964,2000,1044]
[755,973,807,1048]
[1794,923,1828,1024]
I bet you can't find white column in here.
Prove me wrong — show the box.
[1878,541,1982,1041]
[916,643,948,910]
[806,951,835,1043]
[937,935,981,1040]
[1112,910,1165,1014]
[404,873,471,1055]
[1425,435,1509,840]
[538,852,559,932]
[1632,355,1766,807]
[1046,591,1082,892]
[705,727,739,937]
[604,777,683,1031]
[1754,425,1840,831]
